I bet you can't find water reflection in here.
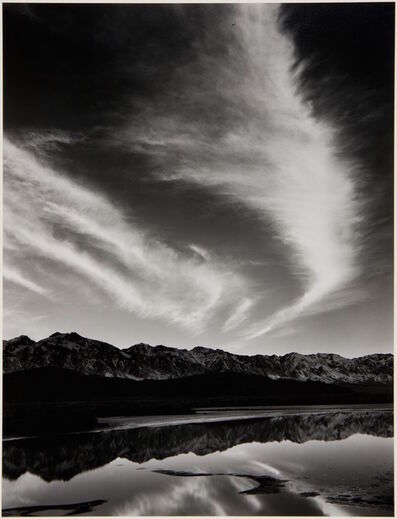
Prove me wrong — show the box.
[3,408,392,482]
[2,407,394,516]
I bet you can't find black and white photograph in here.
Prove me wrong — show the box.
[2,2,394,516]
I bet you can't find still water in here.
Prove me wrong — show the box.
[2,405,393,516]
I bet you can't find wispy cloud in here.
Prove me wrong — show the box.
[117,4,362,338]
[188,244,211,262]
[3,266,48,296]
[4,136,248,333]
[4,5,368,346]
[223,298,255,333]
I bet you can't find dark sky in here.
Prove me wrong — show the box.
[3,3,394,356]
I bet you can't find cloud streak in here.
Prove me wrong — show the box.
[3,136,248,334]
[5,4,381,351]
[118,4,362,338]
[3,266,48,296]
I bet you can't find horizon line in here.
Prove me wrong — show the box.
[3,331,393,360]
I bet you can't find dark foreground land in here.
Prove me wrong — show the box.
[3,367,393,436]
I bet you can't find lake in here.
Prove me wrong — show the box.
[2,405,393,516]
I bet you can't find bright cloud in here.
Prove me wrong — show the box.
[4,5,366,345]
[119,4,361,338]
[3,136,248,334]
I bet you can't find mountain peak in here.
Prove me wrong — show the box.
[126,343,154,355]
[192,346,219,354]
[48,331,84,340]
[5,335,35,346]
[283,352,304,358]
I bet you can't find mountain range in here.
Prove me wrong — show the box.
[3,331,393,385]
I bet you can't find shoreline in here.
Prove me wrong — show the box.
[4,403,392,442]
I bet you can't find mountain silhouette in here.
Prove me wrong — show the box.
[4,332,393,384]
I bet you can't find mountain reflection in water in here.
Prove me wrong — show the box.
[3,407,392,482]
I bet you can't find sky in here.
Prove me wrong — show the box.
[3,3,394,356]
